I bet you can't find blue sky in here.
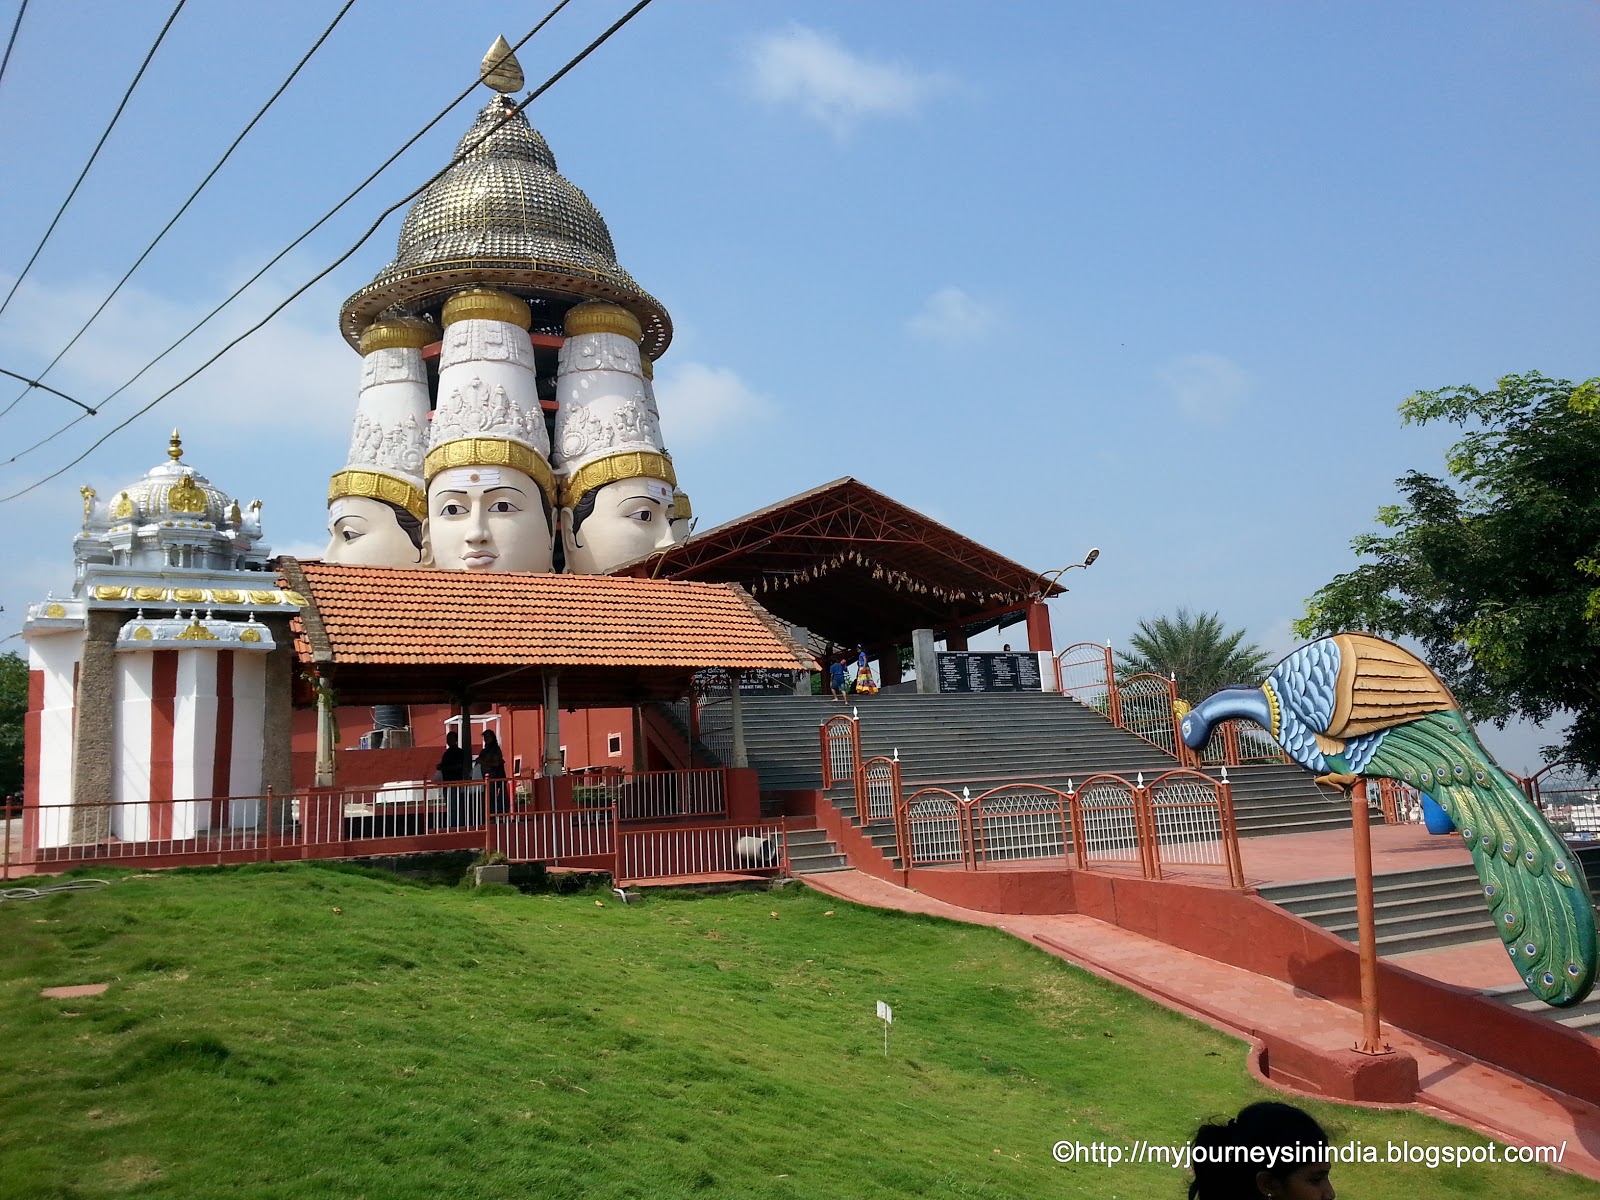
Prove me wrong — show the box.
[1,1,1596,770]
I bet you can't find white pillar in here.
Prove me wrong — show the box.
[113,653,154,842]
[230,652,266,826]
[28,632,82,848]
[171,649,219,837]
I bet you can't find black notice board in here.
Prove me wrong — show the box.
[935,652,1042,694]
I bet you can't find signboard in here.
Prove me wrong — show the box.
[934,651,1042,694]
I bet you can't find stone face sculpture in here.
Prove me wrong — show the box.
[553,302,677,574]
[324,318,435,567]
[1180,632,1598,1007]
[422,288,555,573]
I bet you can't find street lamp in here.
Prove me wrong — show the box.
[1037,547,1100,593]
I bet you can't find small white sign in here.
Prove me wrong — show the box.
[876,1001,893,1024]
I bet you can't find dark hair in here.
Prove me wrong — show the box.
[566,485,600,542]
[374,498,425,553]
[481,729,499,749]
[1189,1103,1329,1199]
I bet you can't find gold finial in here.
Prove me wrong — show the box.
[168,429,184,461]
[80,485,96,520]
[480,35,525,94]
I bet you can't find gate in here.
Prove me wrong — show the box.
[1116,673,1181,756]
[819,714,861,791]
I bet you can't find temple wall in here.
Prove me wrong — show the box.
[27,630,83,848]
[70,609,121,843]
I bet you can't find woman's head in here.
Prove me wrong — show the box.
[482,729,499,749]
[1189,1103,1332,1200]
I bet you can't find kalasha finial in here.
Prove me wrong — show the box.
[480,35,524,94]
[168,429,183,461]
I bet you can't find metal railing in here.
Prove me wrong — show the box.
[891,769,1244,887]
[614,821,788,884]
[1055,641,1119,721]
[568,767,726,821]
[819,714,861,791]
[6,766,748,881]
[861,755,901,823]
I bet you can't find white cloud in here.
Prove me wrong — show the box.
[905,286,999,344]
[0,269,356,447]
[653,362,771,448]
[742,24,952,136]
[1157,352,1250,422]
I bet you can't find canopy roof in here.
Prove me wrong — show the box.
[611,478,1061,649]
[281,559,814,707]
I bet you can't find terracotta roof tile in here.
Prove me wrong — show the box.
[281,560,817,671]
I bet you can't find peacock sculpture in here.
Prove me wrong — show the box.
[1179,632,1597,1007]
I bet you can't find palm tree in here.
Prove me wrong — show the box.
[1115,610,1272,704]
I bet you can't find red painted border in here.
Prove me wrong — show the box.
[211,652,234,823]
[149,652,177,840]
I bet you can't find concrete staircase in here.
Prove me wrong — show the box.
[1256,863,1496,956]
[686,692,1356,838]
[1483,982,1600,1033]
[783,824,850,875]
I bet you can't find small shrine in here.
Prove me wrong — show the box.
[21,432,302,849]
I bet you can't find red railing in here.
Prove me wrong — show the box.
[614,821,788,885]
[819,714,861,790]
[1052,646,1198,763]
[6,768,754,882]
[892,769,1243,887]
[860,755,902,824]
[567,767,727,821]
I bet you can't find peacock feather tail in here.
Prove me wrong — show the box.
[1359,710,1596,1006]
[1181,632,1600,1008]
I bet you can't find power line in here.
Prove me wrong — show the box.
[0,367,92,413]
[1,0,575,470]
[0,0,358,423]
[1,0,654,504]
[0,0,188,318]
[0,0,29,96]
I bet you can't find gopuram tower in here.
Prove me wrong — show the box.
[326,37,684,575]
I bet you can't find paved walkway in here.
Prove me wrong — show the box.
[804,868,1600,1181]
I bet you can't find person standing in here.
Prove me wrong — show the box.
[477,728,508,814]
[829,656,850,703]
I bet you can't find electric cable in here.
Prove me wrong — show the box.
[0,0,577,472]
[0,0,188,319]
[0,366,93,412]
[0,0,29,97]
[0,0,358,423]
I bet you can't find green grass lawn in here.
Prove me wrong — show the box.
[0,862,1589,1199]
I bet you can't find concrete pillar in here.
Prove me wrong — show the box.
[1025,601,1054,653]
[912,628,937,694]
[542,671,564,776]
[728,668,749,768]
[260,615,295,831]
[70,609,121,844]
[314,674,337,788]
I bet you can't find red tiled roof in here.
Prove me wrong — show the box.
[283,560,815,672]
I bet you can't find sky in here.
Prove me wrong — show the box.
[0,0,1596,772]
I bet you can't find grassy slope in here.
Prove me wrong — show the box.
[0,863,1588,1200]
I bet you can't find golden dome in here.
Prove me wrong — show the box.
[108,432,232,527]
[339,96,671,359]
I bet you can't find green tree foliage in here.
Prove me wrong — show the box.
[1296,372,1600,768]
[0,651,25,798]
[1115,609,1272,703]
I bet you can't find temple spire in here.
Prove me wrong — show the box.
[480,35,524,94]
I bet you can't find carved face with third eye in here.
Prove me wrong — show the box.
[561,478,676,575]
[424,466,553,573]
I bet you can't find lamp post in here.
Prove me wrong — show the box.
[1036,547,1100,594]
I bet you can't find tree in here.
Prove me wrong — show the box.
[1115,609,1272,703]
[1296,371,1600,768]
[0,651,25,798]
